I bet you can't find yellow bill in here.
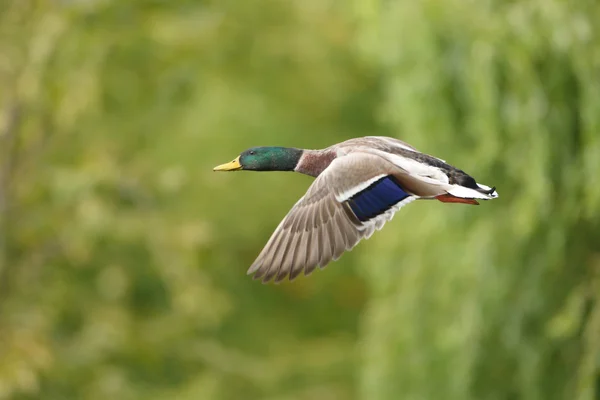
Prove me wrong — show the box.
[213,156,242,171]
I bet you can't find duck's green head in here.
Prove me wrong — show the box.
[213,147,303,172]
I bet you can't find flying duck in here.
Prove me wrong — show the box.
[213,136,498,283]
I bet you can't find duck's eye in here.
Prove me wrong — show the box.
[249,151,255,155]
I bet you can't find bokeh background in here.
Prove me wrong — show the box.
[1,0,599,399]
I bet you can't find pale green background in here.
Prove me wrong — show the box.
[0,1,599,399]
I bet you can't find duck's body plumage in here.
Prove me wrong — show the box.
[214,136,498,283]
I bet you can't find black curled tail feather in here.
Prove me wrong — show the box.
[451,171,496,196]
[480,186,496,195]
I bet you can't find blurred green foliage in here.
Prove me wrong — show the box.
[0,0,598,399]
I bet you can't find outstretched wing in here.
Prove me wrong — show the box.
[248,152,418,283]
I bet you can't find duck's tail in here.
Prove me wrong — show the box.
[436,183,499,206]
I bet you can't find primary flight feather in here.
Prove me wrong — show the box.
[213,136,498,283]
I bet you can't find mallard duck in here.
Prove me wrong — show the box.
[214,136,498,283]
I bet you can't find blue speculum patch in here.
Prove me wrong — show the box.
[347,176,410,222]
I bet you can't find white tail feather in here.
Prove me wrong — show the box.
[448,184,498,200]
